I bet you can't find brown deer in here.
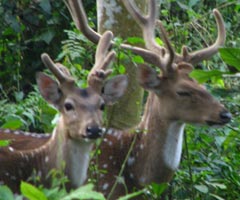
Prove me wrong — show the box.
[67,0,231,199]
[0,31,128,193]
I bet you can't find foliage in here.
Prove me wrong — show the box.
[0,0,70,99]
[0,170,105,200]
[0,89,57,132]
[0,0,239,199]
[58,29,96,88]
[219,47,240,71]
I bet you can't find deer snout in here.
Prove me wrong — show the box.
[219,110,232,124]
[86,125,104,139]
[206,109,232,126]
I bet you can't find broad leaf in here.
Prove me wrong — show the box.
[39,0,51,14]
[0,185,15,200]
[118,64,126,74]
[194,184,208,194]
[1,118,23,129]
[118,189,146,200]
[150,183,168,197]
[0,140,11,147]
[62,184,105,200]
[190,69,226,83]
[219,48,240,71]
[132,55,144,64]
[21,182,48,200]
[127,37,144,45]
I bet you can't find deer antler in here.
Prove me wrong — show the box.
[41,53,75,84]
[66,0,101,44]
[87,31,116,93]
[122,0,176,75]
[66,0,162,68]
[123,0,226,68]
[66,0,225,77]
[178,9,226,65]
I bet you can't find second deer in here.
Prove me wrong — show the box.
[67,0,232,199]
[0,31,128,193]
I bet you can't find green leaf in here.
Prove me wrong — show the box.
[0,140,11,147]
[118,64,126,74]
[0,185,15,200]
[194,184,208,194]
[132,55,144,64]
[14,91,24,102]
[155,37,164,46]
[1,118,23,129]
[127,37,144,45]
[4,13,21,33]
[210,193,225,200]
[118,189,146,200]
[20,182,48,200]
[219,48,240,71]
[39,0,51,14]
[150,183,168,197]
[189,0,200,7]
[36,30,55,44]
[208,182,227,190]
[177,2,190,10]
[215,136,226,147]
[190,69,226,83]
[62,184,105,200]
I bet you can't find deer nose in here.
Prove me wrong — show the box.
[86,126,103,139]
[219,110,232,123]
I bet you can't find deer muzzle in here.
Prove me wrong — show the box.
[86,125,104,139]
[206,109,232,126]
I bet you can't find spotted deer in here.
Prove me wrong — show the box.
[67,0,231,199]
[0,31,128,193]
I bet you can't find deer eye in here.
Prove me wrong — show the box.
[64,102,74,111]
[176,91,191,97]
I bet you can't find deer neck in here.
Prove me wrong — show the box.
[133,93,185,185]
[65,139,93,188]
[54,117,93,188]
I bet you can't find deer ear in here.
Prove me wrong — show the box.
[177,62,193,74]
[102,75,128,105]
[137,64,161,91]
[36,72,62,106]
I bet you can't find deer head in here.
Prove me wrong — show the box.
[38,31,128,141]
[122,0,231,126]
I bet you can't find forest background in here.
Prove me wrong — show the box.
[0,0,239,199]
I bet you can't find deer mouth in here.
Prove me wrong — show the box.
[206,111,232,126]
[206,119,231,126]
[206,121,226,126]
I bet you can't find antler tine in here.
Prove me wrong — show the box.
[93,31,115,74]
[156,20,175,74]
[122,0,164,55]
[66,0,162,70]
[66,0,101,44]
[41,53,74,84]
[87,31,116,93]
[179,9,226,65]
[95,31,113,64]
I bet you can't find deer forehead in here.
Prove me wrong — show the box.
[160,79,211,98]
[63,87,103,106]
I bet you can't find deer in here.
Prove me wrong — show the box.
[66,0,232,199]
[0,31,128,193]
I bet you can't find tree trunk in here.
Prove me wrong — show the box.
[97,0,147,129]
